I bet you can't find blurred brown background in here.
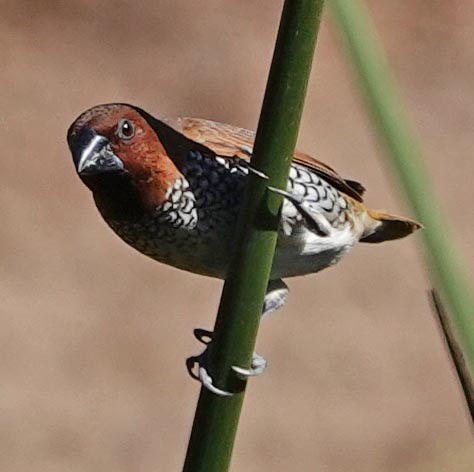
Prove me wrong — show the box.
[1,1,474,470]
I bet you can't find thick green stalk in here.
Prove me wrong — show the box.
[183,1,325,471]
[330,0,474,369]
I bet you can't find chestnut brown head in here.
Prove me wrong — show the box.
[67,103,183,207]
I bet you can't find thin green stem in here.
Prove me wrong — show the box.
[183,1,325,471]
[330,0,474,370]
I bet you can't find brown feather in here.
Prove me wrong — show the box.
[165,117,366,202]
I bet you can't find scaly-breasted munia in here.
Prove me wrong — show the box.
[67,103,420,395]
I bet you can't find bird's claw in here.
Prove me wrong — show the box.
[185,354,201,381]
[193,328,213,344]
[197,366,234,397]
[232,352,267,379]
[186,351,234,396]
[187,334,267,396]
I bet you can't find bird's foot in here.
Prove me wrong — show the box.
[186,329,267,396]
[232,352,267,379]
[186,280,287,395]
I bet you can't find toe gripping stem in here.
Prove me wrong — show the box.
[186,329,267,397]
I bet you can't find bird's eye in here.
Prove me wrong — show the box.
[117,119,135,140]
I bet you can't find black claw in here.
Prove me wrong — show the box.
[193,328,213,344]
[186,356,200,381]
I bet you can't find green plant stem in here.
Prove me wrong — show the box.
[182,1,325,471]
[330,0,474,370]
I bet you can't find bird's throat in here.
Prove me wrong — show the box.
[87,174,147,223]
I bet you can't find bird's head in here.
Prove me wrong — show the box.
[67,103,185,208]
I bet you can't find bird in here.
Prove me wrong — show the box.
[67,103,421,395]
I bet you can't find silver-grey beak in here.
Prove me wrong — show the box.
[71,126,124,176]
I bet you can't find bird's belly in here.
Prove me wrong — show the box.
[103,215,232,278]
[104,211,357,280]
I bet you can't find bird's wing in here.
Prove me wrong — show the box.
[173,117,365,202]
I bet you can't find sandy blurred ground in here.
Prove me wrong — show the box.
[1,1,474,470]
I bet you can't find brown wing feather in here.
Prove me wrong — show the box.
[169,117,365,202]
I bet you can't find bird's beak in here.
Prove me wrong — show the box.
[70,126,124,176]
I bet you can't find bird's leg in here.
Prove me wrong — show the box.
[261,278,289,320]
[231,279,288,379]
[267,186,332,237]
[186,279,289,396]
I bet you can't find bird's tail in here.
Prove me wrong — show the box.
[360,209,421,243]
